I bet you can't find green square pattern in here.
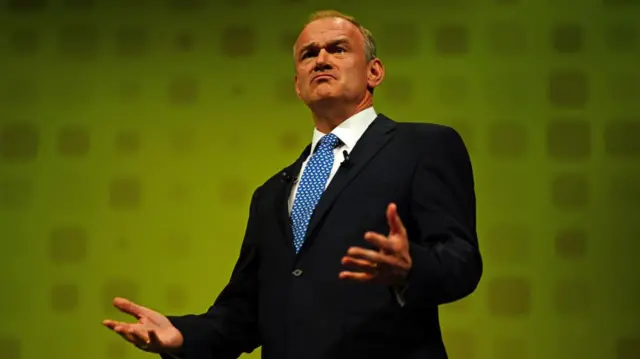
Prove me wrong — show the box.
[0,1,639,358]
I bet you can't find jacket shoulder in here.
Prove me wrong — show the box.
[396,121,460,138]
[383,117,463,148]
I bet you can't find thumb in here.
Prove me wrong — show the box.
[386,203,405,236]
[113,297,151,319]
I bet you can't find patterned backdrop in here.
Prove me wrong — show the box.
[0,0,639,358]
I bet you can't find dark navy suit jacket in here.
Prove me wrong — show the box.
[162,114,482,359]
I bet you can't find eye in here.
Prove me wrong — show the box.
[301,49,318,59]
[331,45,346,54]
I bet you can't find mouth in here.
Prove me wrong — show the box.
[311,74,335,82]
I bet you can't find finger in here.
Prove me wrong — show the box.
[386,203,406,236]
[113,297,151,319]
[341,256,378,272]
[339,271,375,282]
[104,320,149,347]
[363,232,395,252]
[114,324,150,348]
[130,326,150,343]
[102,319,119,329]
[117,330,136,344]
[347,246,405,270]
[130,328,150,349]
[112,324,138,344]
[103,319,131,330]
[347,246,391,265]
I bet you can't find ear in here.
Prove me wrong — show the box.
[294,75,302,99]
[367,59,385,89]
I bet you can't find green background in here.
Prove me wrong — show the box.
[1,0,639,358]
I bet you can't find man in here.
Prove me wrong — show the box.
[103,10,482,359]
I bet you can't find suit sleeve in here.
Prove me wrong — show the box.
[402,126,482,306]
[160,187,263,359]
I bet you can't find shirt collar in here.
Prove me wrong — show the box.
[310,107,377,154]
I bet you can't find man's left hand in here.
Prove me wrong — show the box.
[339,203,412,287]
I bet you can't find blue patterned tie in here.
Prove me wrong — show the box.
[291,133,341,253]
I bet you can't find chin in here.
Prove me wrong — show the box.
[313,88,340,100]
[302,95,333,110]
[308,94,340,106]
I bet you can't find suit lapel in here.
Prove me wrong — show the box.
[275,144,311,249]
[299,115,396,254]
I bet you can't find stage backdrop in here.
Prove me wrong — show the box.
[0,1,639,358]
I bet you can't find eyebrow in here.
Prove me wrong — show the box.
[299,37,350,56]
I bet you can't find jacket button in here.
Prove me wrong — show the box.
[292,269,303,276]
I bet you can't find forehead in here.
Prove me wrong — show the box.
[296,17,363,48]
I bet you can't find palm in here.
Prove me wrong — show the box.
[339,203,412,286]
[103,297,183,353]
[137,313,181,347]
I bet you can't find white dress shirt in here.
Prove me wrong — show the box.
[288,106,378,212]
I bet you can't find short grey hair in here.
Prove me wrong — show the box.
[293,10,377,62]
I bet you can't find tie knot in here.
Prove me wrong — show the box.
[318,133,340,151]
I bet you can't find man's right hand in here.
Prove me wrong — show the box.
[102,297,184,354]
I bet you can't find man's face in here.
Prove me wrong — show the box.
[293,18,372,106]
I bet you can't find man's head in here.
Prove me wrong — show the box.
[293,10,385,118]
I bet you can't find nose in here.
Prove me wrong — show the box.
[314,49,332,71]
[317,48,330,63]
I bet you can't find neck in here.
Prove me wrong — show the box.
[310,94,373,134]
